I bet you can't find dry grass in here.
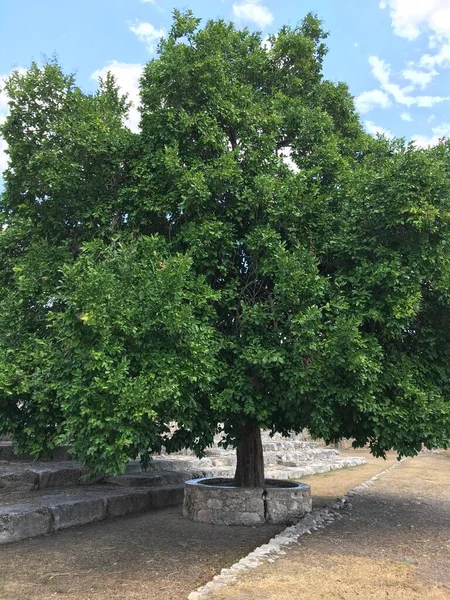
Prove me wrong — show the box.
[208,452,450,600]
[2,450,448,600]
[210,554,450,600]
[298,449,398,508]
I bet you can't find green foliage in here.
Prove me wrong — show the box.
[1,12,450,475]
[46,237,220,473]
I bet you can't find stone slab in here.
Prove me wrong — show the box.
[0,462,86,492]
[46,494,106,531]
[104,470,190,488]
[0,467,39,492]
[0,484,184,544]
[0,504,52,544]
[0,443,72,463]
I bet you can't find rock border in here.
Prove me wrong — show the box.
[187,458,408,600]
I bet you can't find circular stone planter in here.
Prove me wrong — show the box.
[183,477,312,526]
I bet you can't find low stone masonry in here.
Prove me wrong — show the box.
[0,484,184,544]
[183,478,311,526]
[183,478,265,526]
[265,482,311,524]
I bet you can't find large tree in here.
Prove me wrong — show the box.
[1,13,450,486]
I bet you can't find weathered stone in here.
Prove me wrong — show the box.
[239,512,264,526]
[196,509,213,522]
[0,462,86,493]
[206,498,223,509]
[183,478,310,526]
[47,495,106,530]
[0,505,51,544]
[246,496,264,512]
[0,468,38,492]
[104,471,189,488]
[148,484,184,509]
[36,465,84,490]
[266,483,312,524]
[105,489,151,517]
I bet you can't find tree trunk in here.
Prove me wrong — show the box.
[234,422,265,488]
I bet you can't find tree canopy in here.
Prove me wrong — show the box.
[1,11,450,484]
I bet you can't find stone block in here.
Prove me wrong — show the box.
[0,469,38,492]
[148,485,184,509]
[0,505,51,544]
[37,466,84,490]
[104,472,167,487]
[239,512,265,526]
[105,490,151,518]
[246,497,264,512]
[207,498,223,509]
[196,509,213,522]
[46,495,106,531]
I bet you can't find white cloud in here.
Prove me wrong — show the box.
[364,120,394,138]
[369,55,449,107]
[400,112,413,121]
[91,61,144,133]
[380,1,450,41]
[412,122,450,147]
[355,89,392,114]
[402,67,437,88]
[232,0,273,28]
[420,43,450,69]
[129,21,165,53]
[381,1,450,86]
[369,56,391,87]
[141,0,156,3]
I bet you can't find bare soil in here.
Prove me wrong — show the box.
[2,450,446,600]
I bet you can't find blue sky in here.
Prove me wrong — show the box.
[1,0,450,175]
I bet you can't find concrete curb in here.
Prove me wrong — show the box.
[187,458,408,600]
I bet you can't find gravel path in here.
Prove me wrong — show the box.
[207,452,450,600]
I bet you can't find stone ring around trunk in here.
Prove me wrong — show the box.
[183,477,312,526]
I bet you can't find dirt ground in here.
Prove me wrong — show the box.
[0,450,447,600]
[208,452,450,600]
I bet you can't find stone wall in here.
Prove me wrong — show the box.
[265,483,311,524]
[183,478,311,526]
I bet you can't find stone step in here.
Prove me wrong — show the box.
[104,470,197,487]
[0,483,184,545]
[0,462,87,492]
[150,448,341,471]
[263,449,341,466]
[148,456,366,480]
[261,441,321,452]
[264,456,367,479]
[0,460,203,493]
[0,442,72,463]
[201,441,319,457]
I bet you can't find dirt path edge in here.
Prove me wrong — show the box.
[187,457,409,600]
